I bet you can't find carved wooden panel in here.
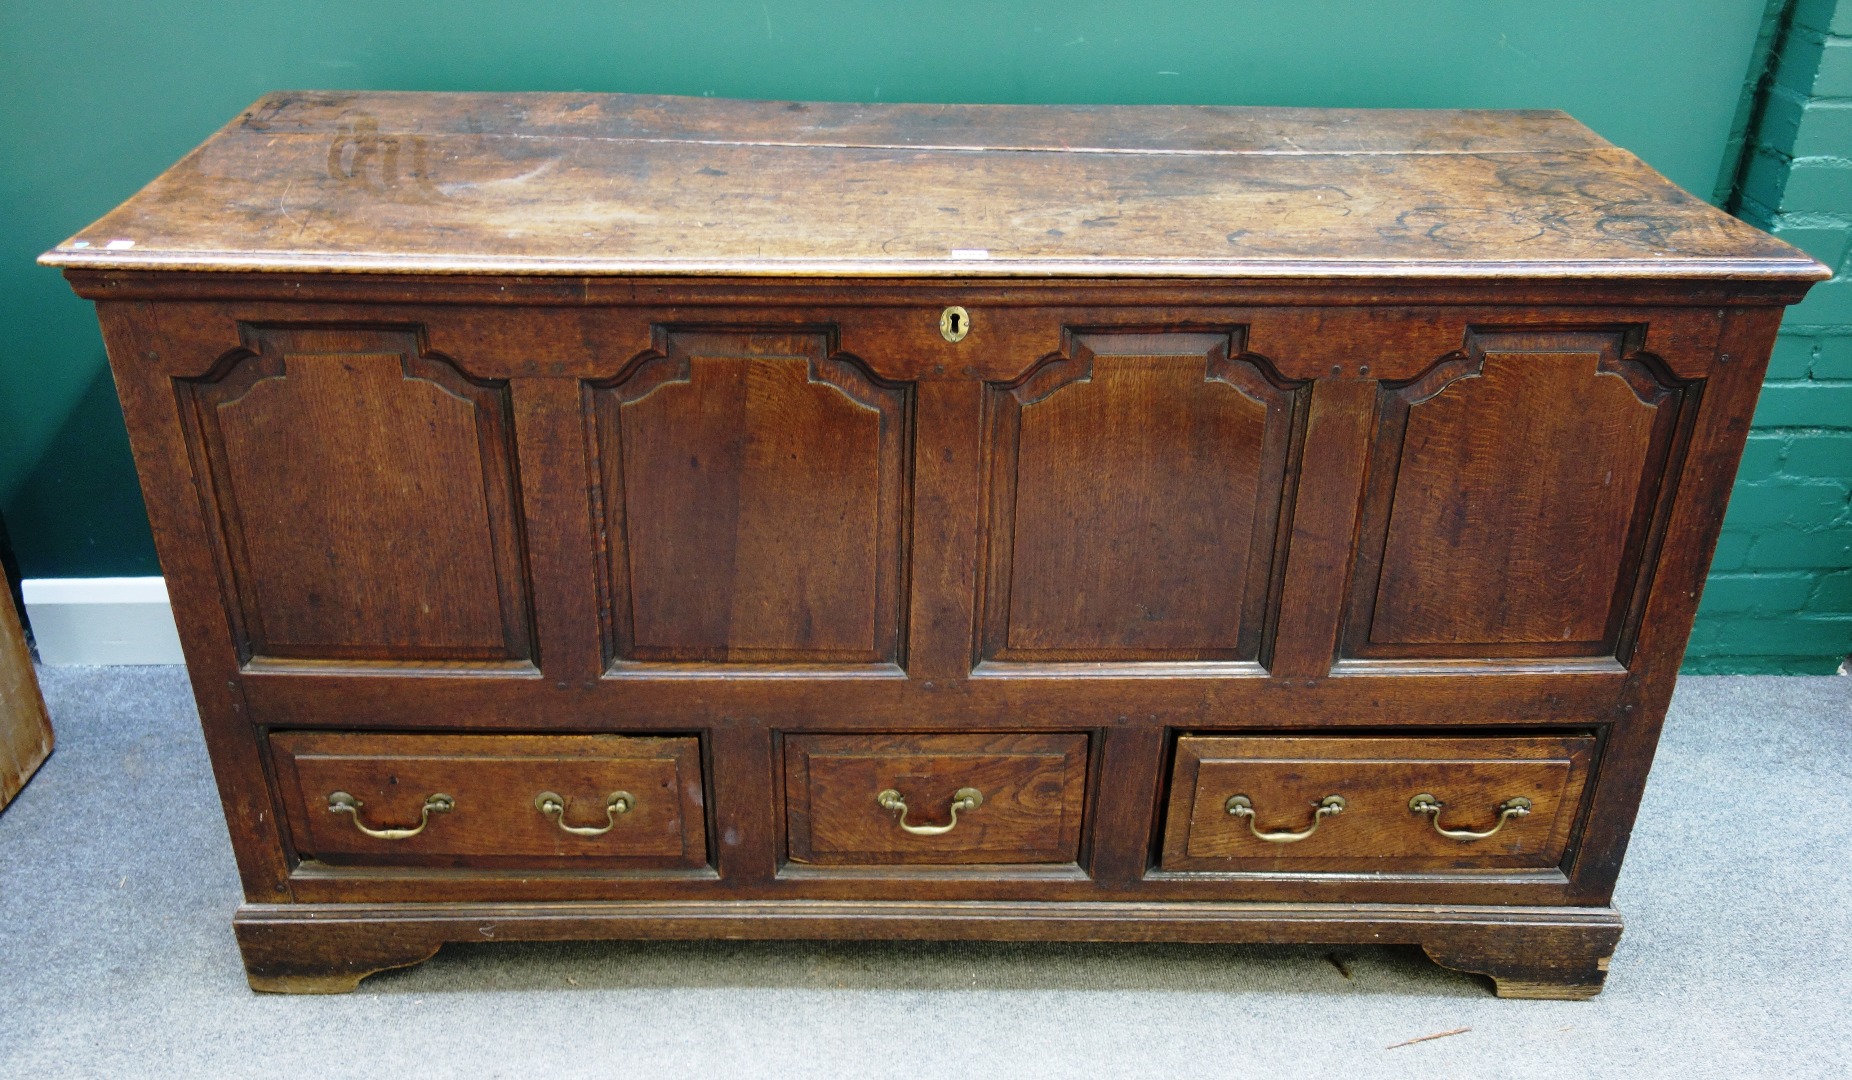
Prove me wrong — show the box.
[982,330,1306,664]
[588,329,910,665]
[180,326,530,663]
[1346,328,1695,661]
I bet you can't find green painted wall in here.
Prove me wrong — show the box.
[1689,0,1852,674]
[9,1,1834,669]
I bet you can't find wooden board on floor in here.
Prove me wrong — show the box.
[0,586,53,809]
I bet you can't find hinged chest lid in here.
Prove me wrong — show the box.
[40,91,1827,282]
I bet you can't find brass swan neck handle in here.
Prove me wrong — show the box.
[877,787,983,836]
[535,790,634,836]
[327,791,453,840]
[1409,793,1532,841]
[1225,794,1346,843]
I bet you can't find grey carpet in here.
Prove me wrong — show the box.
[2,669,1848,1079]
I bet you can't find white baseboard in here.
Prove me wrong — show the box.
[20,577,186,666]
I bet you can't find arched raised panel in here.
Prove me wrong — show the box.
[982,330,1307,665]
[181,325,531,663]
[588,329,910,666]
[1345,327,1694,662]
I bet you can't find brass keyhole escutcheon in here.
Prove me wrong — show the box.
[940,305,970,343]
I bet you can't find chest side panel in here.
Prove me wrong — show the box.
[179,324,532,664]
[1344,326,1696,665]
[588,328,912,667]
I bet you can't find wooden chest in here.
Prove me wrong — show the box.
[43,92,1825,997]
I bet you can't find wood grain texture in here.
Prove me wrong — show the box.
[0,586,53,810]
[39,92,1826,281]
[1160,735,1594,872]
[51,294,1752,384]
[1559,306,1787,904]
[50,95,1826,999]
[239,658,1636,728]
[901,378,985,682]
[507,378,607,685]
[269,733,706,868]
[92,304,298,899]
[785,733,1089,865]
[983,331,1303,663]
[180,325,531,663]
[233,898,1623,998]
[1266,378,1379,678]
[1348,328,1691,661]
[589,329,910,666]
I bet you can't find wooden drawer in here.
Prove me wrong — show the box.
[270,733,707,868]
[1160,735,1595,872]
[784,733,1089,865]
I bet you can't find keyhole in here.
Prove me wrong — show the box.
[940,305,970,343]
[949,312,962,334]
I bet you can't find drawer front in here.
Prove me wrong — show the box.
[271,732,706,868]
[1160,735,1595,872]
[784,733,1089,865]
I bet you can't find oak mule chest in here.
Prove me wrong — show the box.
[45,92,1825,997]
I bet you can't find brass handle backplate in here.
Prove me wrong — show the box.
[1409,793,1532,841]
[877,787,983,836]
[1225,794,1346,843]
[327,791,453,840]
[535,790,634,836]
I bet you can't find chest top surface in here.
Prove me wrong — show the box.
[41,91,1824,282]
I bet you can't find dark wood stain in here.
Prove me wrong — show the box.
[984,331,1304,663]
[0,587,54,810]
[589,329,909,666]
[785,732,1089,865]
[1347,329,1694,661]
[42,92,1828,999]
[179,326,531,663]
[39,92,1823,280]
[270,732,707,869]
[1161,734,1595,872]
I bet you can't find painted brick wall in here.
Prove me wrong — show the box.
[1692,0,1852,672]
